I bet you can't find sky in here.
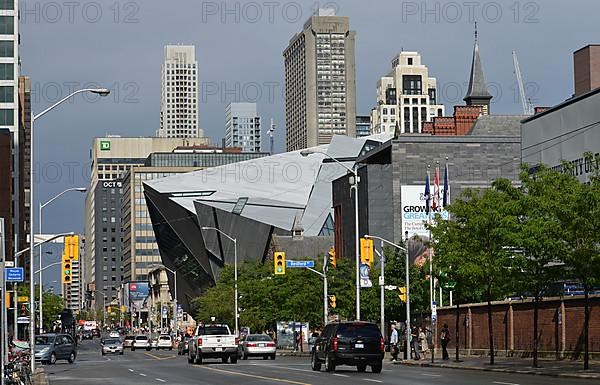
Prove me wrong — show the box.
[19,0,599,236]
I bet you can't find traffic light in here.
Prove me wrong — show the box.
[65,235,79,260]
[399,287,407,303]
[328,247,336,268]
[274,252,286,275]
[328,295,337,309]
[360,238,374,267]
[62,255,72,283]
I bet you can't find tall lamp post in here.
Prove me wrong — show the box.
[29,87,110,372]
[301,149,361,320]
[200,227,238,336]
[364,234,409,358]
[38,187,86,333]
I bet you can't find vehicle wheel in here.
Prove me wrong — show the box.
[371,361,383,373]
[49,353,57,365]
[230,354,238,364]
[325,354,336,372]
[263,355,269,360]
[357,364,367,373]
[169,347,173,351]
[311,352,321,371]
[120,351,124,355]
[270,354,276,360]
[147,347,152,351]
[222,356,229,363]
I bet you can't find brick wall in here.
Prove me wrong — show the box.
[437,296,599,358]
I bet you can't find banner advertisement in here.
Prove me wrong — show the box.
[126,281,150,312]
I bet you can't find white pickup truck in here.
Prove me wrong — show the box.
[188,323,238,364]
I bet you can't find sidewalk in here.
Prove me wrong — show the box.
[394,355,600,379]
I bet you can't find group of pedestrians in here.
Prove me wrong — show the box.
[388,323,452,362]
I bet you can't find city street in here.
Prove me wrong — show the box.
[45,341,598,385]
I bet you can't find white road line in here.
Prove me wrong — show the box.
[492,382,519,385]
[155,379,166,383]
[139,373,147,377]
[333,373,349,378]
[128,369,134,372]
[363,379,383,383]
[422,373,442,377]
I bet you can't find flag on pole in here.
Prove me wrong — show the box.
[443,161,449,207]
[424,170,431,214]
[433,165,440,211]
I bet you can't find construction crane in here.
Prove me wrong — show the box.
[267,119,276,154]
[513,51,534,115]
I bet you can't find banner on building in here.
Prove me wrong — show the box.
[125,281,150,312]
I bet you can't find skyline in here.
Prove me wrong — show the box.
[18,0,598,236]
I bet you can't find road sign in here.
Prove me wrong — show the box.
[17,296,28,303]
[432,301,437,322]
[384,285,398,290]
[378,276,384,286]
[5,268,24,282]
[286,260,315,268]
[443,281,457,290]
[4,261,14,267]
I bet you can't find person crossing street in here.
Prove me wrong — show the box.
[390,324,399,362]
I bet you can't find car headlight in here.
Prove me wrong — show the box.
[38,347,50,354]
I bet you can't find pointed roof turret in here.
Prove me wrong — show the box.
[464,23,492,113]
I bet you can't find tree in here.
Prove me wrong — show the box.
[497,168,567,368]
[560,156,600,370]
[430,184,516,365]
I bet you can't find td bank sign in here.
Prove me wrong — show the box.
[100,140,111,151]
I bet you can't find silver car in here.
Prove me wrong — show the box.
[132,335,152,351]
[238,334,276,360]
[102,338,124,355]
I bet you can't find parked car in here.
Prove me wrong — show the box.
[34,334,78,365]
[101,339,124,355]
[238,334,276,360]
[156,335,173,350]
[131,335,152,351]
[123,335,135,349]
[177,335,192,356]
[109,330,120,338]
[311,321,384,373]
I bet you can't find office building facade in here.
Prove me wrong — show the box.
[371,52,445,135]
[283,8,356,151]
[158,45,203,138]
[225,102,261,152]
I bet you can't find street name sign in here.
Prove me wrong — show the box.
[6,268,24,282]
[286,260,315,268]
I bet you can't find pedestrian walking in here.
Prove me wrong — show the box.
[390,324,399,362]
[411,326,421,360]
[440,323,450,360]
[419,327,429,360]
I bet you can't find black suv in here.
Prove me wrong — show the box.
[311,322,384,373]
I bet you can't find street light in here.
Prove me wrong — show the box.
[364,234,410,359]
[39,187,86,333]
[301,148,362,320]
[29,88,109,372]
[149,265,178,333]
[200,227,238,336]
[93,290,108,329]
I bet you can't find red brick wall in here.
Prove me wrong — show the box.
[437,296,599,357]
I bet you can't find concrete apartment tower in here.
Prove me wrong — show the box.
[225,102,261,152]
[158,45,203,138]
[283,8,356,151]
[371,52,445,135]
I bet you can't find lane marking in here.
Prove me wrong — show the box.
[492,382,519,385]
[155,379,166,383]
[333,373,349,377]
[139,373,147,377]
[363,379,382,383]
[144,352,177,361]
[422,373,442,377]
[199,365,312,385]
[128,369,134,372]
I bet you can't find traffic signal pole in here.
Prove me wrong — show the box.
[305,258,328,326]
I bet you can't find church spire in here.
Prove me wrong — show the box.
[464,23,492,114]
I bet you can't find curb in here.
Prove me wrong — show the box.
[393,360,600,379]
[278,351,310,357]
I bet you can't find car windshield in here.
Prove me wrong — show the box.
[159,336,170,340]
[199,326,229,335]
[247,335,272,342]
[104,339,120,345]
[124,336,134,340]
[337,324,381,338]
[35,336,54,346]
[135,336,148,340]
